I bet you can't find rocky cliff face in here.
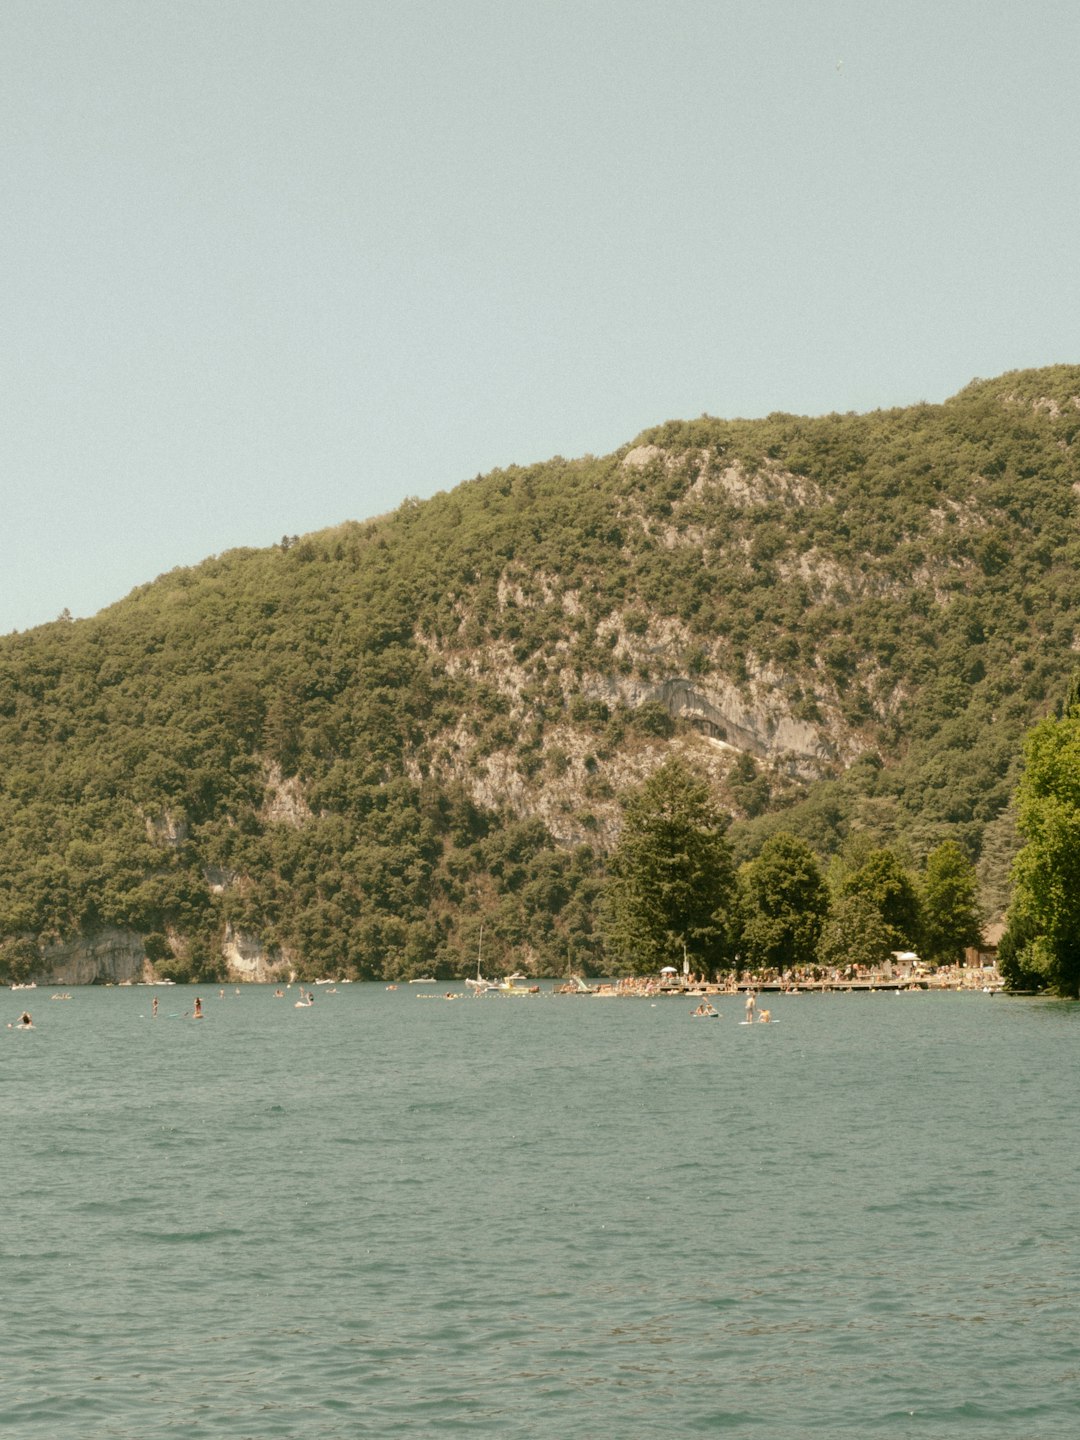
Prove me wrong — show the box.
[39,928,151,986]
[15,924,291,987]
[221,924,294,983]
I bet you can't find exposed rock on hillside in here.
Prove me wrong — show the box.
[2,364,1079,981]
[221,924,293,983]
[261,762,313,827]
[40,928,150,986]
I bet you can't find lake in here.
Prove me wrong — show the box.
[2,983,1078,1437]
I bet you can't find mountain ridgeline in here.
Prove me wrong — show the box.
[2,366,1079,983]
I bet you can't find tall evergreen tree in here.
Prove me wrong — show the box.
[605,756,735,975]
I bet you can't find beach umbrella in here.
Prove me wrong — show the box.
[660,965,678,974]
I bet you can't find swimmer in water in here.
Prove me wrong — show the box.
[17,1011,33,1029]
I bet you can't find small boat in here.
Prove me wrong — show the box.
[465,922,499,993]
[498,973,540,994]
[555,974,596,994]
[409,977,437,984]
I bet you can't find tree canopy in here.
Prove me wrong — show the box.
[1000,689,1080,996]
[738,832,829,971]
[604,756,735,974]
[839,849,922,954]
[920,841,981,965]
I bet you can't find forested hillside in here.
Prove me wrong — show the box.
[2,365,1078,982]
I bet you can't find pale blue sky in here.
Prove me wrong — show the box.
[3,0,1078,634]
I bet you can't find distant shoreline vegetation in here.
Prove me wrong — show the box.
[1,366,1079,992]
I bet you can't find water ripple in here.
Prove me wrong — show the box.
[2,986,1079,1436]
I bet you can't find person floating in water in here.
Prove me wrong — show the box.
[193,997,204,1019]
[16,1011,33,1029]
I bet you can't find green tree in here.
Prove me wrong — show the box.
[0,937,38,984]
[605,756,735,974]
[839,848,921,953]
[818,891,894,971]
[920,840,981,965]
[996,908,1042,991]
[738,832,829,971]
[143,932,172,965]
[728,752,771,817]
[1002,696,1080,996]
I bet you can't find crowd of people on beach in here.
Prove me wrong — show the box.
[717,962,1001,991]
[582,958,1002,998]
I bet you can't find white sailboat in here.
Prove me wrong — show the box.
[465,923,498,994]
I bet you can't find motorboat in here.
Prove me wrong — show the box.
[498,972,540,994]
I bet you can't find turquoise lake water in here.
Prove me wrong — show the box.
[2,984,1078,1438]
